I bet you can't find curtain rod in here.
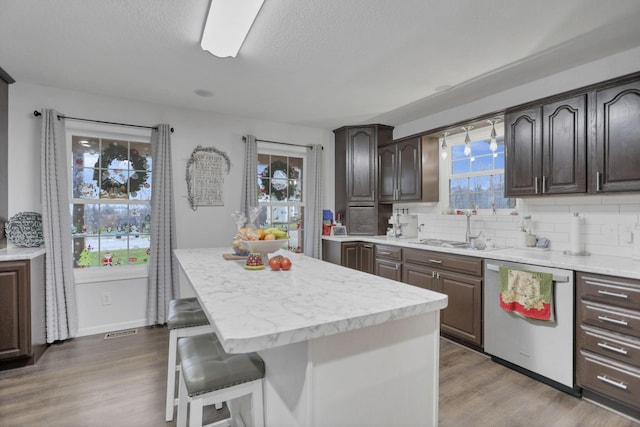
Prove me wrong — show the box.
[242,136,322,149]
[33,110,174,133]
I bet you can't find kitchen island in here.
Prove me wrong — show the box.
[174,247,448,427]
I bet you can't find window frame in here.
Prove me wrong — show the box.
[440,123,514,213]
[66,122,152,283]
[256,142,306,252]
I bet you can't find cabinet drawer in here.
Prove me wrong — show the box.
[579,325,640,368]
[403,248,482,276]
[578,272,640,310]
[375,244,402,261]
[579,301,640,338]
[578,350,640,409]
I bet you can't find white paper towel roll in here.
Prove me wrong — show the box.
[570,213,583,254]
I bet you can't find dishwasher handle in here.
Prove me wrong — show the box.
[485,263,570,283]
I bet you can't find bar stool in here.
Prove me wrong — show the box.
[177,333,265,427]
[166,297,215,421]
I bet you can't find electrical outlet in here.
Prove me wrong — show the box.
[101,292,112,306]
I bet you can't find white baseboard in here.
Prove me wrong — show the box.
[76,318,151,338]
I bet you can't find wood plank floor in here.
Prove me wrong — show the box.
[0,326,637,426]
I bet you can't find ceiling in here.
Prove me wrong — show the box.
[2,0,640,130]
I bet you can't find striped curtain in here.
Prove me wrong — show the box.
[147,124,178,324]
[40,109,78,342]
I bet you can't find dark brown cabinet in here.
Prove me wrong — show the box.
[505,94,587,197]
[0,255,46,370]
[334,125,393,235]
[0,261,30,361]
[374,244,402,282]
[402,247,483,347]
[576,272,640,418]
[378,136,439,203]
[321,240,374,274]
[593,79,640,193]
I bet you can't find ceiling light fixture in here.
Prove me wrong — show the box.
[440,132,449,160]
[462,126,473,156]
[488,119,499,152]
[201,0,265,58]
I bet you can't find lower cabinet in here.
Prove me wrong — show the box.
[576,271,640,418]
[322,240,374,274]
[375,244,402,281]
[402,247,483,348]
[323,240,483,348]
[0,255,46,370]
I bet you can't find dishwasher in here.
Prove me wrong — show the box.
[484,259,579,396]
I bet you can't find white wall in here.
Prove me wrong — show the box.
[7,82,334,336]
[394,46,640,139]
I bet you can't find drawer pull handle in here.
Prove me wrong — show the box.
[378,251,391,256]
[596,375,627,390]
[362,244,373,249]
[597,342,628,355]
[428,259,442,264]
[597,315,628,326]
[597,290,629,299]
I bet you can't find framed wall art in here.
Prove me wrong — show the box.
[185,146,231,210]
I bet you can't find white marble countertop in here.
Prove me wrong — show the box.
[0,246,46,261]
[174,247,448,354]
[323,236,640,279]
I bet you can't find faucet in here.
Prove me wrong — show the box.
[465,210,481,243]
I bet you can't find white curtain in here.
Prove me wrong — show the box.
[40,109,78,343]
[304,145,323,258]
[240,135,258,219]
[147,124,178,325]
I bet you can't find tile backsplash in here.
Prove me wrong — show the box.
[397,194,640,257]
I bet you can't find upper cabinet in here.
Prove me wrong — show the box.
[505,94,587,197]
[594,79,640,193]
[333,124,393,235]
[505,72,640,196]
[378,135,439,203]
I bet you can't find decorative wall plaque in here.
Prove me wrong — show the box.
[186,146,231,210]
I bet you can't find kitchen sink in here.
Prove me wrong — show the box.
[418,238,505,251]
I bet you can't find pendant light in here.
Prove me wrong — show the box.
[440,132,449,160]
[462,126,473,156]
[488,119,498,152]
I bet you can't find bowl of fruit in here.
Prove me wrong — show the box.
[233,227,289,261]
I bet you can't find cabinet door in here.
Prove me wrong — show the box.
[402,262,438,291]
[359,243,375,274]
[0,261,30,361]
[341,242,359,270]
[396,138,421,201]
[542,94,587,194]
[505,107,543,196]
[595,80,640,192]
[439,271,482,347]
[377,145,396,202]
[347,127,376,203]
[376,259,402,281]
[322,240,342,265]
[347,206,377,236]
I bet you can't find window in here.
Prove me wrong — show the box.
[257,150,304,252]
[70,135,152,268]
[444,125,513,210]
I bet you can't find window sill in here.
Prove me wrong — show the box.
[74,264,149,284]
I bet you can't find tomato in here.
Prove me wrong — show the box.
[280,257,292,270]
[268,258,281,271]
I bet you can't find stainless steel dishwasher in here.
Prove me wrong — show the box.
[484,259,579,396]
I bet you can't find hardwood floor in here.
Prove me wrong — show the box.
[0,326,637,426]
